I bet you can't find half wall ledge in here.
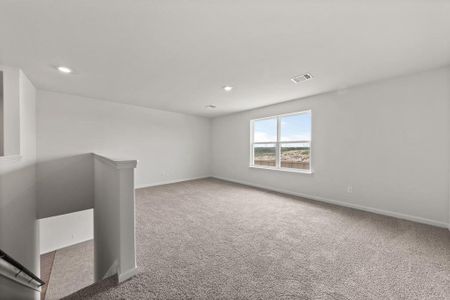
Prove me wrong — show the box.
[93,153,138,284]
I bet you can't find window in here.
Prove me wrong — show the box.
[250,111,311,172]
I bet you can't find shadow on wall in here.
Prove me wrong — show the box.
[37,154,94,219]
[0,163,39,299]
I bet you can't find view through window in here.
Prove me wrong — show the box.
[251,111,311,171]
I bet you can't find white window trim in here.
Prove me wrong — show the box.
[249,110,312,174]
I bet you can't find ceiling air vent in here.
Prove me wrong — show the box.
[290,73,313,84]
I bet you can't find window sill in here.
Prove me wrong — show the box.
[249,165,313,174]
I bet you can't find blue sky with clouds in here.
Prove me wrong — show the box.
[254,112,311,143]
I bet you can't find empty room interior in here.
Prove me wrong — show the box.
[1,1,450,299]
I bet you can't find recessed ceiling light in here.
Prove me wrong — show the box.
[57,66,73,74]
[223,86,233,92]
[290,73,313,84]
[205,104,216,109]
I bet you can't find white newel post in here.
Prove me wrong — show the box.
[93,154,138,283]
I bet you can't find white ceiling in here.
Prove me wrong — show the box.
[1,0,450,117]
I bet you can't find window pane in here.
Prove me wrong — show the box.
[280,112,311,142]
[280,143,310,170]
[253,144,276,167]
[253,118,277,142]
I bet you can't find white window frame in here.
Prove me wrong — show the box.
[249,110,312,174]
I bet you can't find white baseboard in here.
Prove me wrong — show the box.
[212,176,449,229]
[135,175,211,189]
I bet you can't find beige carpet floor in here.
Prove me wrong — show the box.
[40,251,55,300]
[45,240,94,299]
[60,178,449,299]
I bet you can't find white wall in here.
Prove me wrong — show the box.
[212,67,450,228]
[37,66,450,255]
[39,209,93,254]
[36,90,211,244]
[0,70,38,299]
[0,66,21,157]
[0,71,4,156]
[93,154,137,283]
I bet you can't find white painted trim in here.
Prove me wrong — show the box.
[251,109,312,122]
[249,165,313,174]
[135,175,210,189]
[92,153,137,169]
[118,267,137,283]
[212,176,449,229]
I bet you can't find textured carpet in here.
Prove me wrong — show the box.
[45,240,94,299]
[64,178,449,299]
[40,251,55,300]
